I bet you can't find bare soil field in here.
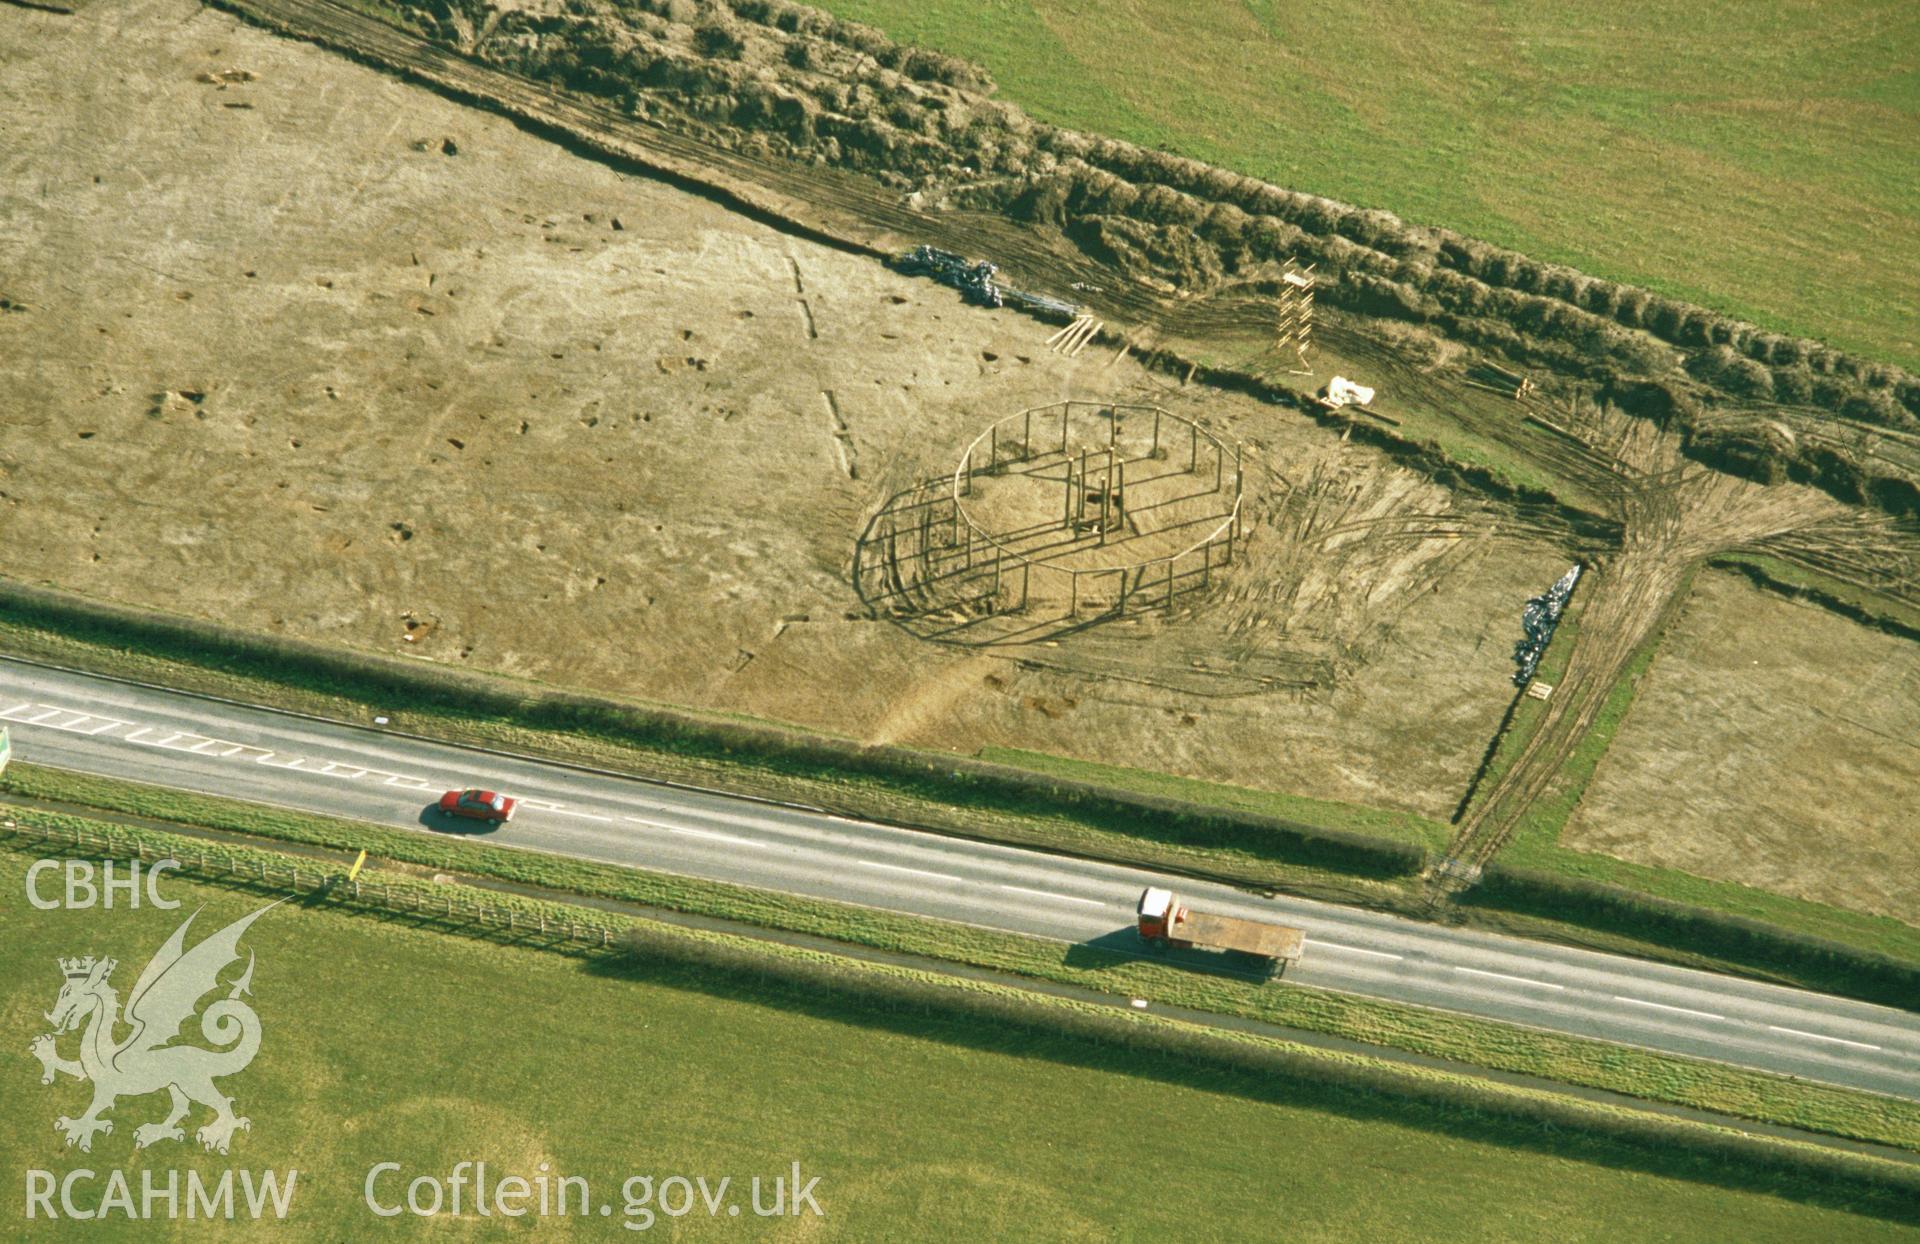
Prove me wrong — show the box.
[0,0,1572,820]
[1442,408,1856,872]
[1563,569,1920,925]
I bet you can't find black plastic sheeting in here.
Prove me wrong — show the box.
[891,246,1080,319]
[1512,565,1582,687]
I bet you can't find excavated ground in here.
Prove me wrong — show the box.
[0,0,1574,820]
[1563,569,1920,925]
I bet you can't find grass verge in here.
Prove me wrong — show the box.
[978,746,1452,855]
[4,772,1917,1155]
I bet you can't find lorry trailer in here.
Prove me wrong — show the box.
[1136,886,1304,977]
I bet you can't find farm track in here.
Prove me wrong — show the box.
[1441,420,1849,874]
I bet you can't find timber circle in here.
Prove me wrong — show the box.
[950,401,1243,619]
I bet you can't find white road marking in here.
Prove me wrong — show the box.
[0,706,139,733]
[999,884,1107,907]
[623,815,763,847]
[668,825,762,847]
[44,712,131,736]
[1306,940,1403,961]
[553,809,614,823]
[857,859,963,883]
[1614,996,1723,1021]
[1768,1026,1882,1052]
[113,719,436,791]
[1454,966,1564,990]
[126,727,194,748]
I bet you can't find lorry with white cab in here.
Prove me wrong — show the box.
[1136,886,1304,978]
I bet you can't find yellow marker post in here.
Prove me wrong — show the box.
[347,849,368,882]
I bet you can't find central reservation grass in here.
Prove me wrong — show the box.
[4,854,1917,1240]
[812,0,1920,370]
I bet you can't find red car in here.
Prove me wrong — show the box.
[438,788,516,824]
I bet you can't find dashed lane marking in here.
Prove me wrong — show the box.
[1768,1026,1882,1052]
[1615,996,1723,1021]
[1454,966,1564,990]
[1306,940,1403,961]
[622,815,764,848]
[857,859,964,883]
[998,885,1107,907]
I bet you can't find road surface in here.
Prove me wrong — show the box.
[3,657,1916,1102]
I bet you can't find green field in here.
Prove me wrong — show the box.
[814,0,1920,370]
[4,854,1916,1240]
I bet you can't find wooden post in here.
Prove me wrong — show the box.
[1189,422,1198,473]
[1063,455,1074,529]
[1099,447,1112,545]
[1202,539,1211,586]
[964,447,973,496]
[1153,408,1161,456]
[1023,409,1032,460]
[1060,405,1069,454]
[1068,572,1078,617]
[1166,558,1176,615]
[1116,458,1126,532]
[1108,406,1117,450]
[1021,563,1031,611]
[1078,447,1089,530]
[989,425,998,474]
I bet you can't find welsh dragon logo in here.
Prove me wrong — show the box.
[29,901,279,1154]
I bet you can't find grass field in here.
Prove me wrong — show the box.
[4,854,1918,1240]
[814,0,1920,370]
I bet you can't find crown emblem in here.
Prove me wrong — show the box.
[59,956,113,980]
